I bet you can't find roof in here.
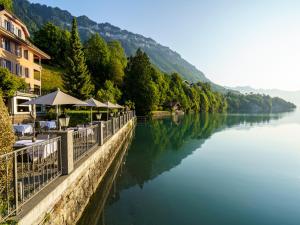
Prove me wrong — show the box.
[0,7,50,59]
[0,6,30,38]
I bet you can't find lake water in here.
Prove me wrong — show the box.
[78,110,300,225]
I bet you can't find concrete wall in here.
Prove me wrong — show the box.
[17,119,135,225]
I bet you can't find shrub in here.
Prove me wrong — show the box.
[0,94,14,221]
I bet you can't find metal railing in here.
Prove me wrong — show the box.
[73,125,99,163]
[0,137,62,221]
[0,111,135,222]
[72,111,135,164]
[103,120,113,142]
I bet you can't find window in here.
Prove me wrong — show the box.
[15,45,22,57]
[1,59,12,72]
[4,20,11,32]
[17,29,22,38]
[4,39,10,52]
[15,64,22,76]
[24,50,29,59]
[25,68,29,78]
[16,98,30,113]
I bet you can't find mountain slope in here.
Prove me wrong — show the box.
[230,86,300,106]
[13,0,219,87]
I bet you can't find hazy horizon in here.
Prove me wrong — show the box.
[29,0,300,91]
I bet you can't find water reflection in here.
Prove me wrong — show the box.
[78,112,287,225]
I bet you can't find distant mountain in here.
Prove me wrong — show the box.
[13,0,226,92]
[230,86,300,106]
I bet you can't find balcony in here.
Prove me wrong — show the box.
[16,88,41,97]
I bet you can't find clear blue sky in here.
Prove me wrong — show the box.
[29,0,300,91]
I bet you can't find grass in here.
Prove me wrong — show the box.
[41,64,64,93]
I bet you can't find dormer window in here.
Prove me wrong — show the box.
[17,29,22,38]
[4,19,11,32]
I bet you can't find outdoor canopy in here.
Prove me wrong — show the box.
[74,98,108,123]
[22,88,87,106]
[22,88,88,129]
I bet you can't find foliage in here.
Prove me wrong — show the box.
[0,68,26,98]
[84,33,110,89]
[124,49,159,115]
[33,22,70,67]
[226,92,296,113]
[107,41,127,87]
[0,95,14,155]
[84,35,127,89]
[124,100,135,110]
[96,80,121,103]
[63,18,94,99]
[41,64,64,93]
[0,0,13,12]
[0,95,14,221]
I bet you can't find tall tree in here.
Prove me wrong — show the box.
[124,49,159,115]
[84,33,110,89]
[33,22,70,67]
[63,18,94,99]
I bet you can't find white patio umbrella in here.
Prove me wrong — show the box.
[114,103,125,109]
[103,101,119,120]
[23,88,87,128]
[75,98,107,123]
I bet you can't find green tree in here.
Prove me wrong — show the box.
[107,58,124,87]
[63,18,94,99]
[96,80,121,103]
[84,33,110,89]
[33,23,70,67]
[0,0,13,12]
[0,68,26,98]
[108,40,127,68]
[124,49,159,115]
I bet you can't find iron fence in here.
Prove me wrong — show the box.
[0,111,135,222]
[103,120,113,142]
[0,137,62,222]
[73,125,99,163]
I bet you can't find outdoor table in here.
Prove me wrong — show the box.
[13,124,33,136]
[14,139,58,161]
[39,121,57,129]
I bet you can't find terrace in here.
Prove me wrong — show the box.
[0,89,135,223]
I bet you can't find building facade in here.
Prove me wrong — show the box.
[0,7,50,122]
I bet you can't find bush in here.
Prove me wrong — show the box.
[0,68,26,98]
[0,94,14,220]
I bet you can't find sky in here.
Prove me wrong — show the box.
[29,0,300,91]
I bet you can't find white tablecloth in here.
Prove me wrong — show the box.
[14,139,58,161]
[78,127,94,136]
[39,121,57,129]
[13,124,33,136]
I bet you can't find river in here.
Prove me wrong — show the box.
[78,110,300,225]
